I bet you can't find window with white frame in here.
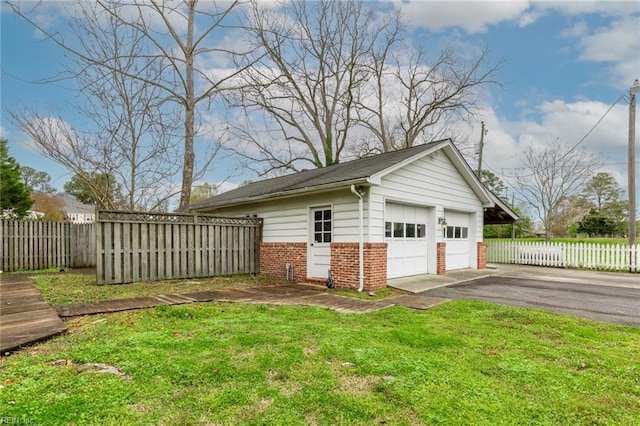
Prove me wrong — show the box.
[445,226,468,239]
[385,221,426,239]
[313,208,332,243]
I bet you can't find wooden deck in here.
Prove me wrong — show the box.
[0,274,67,353]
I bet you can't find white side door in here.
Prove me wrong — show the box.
[307,206,332,279]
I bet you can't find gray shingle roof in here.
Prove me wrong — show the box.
[59,193,95,214]
[190,140,448,210]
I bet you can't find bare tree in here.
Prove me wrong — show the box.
[10,112,120,210]
[358,44,503,154]
[8,0,249,211]
[226,0,401,175]
[514,140,600,241]
[11,3,182,211]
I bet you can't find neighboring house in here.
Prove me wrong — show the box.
[59,194,96,223]
[191,139,518,291]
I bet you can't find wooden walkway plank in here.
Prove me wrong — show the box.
[0,274,67,353]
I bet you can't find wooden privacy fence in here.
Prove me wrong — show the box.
[487,241,639,272]
[97,210,263,285]
[0,220,95,272]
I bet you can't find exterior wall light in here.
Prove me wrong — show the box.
[438,217,447,230]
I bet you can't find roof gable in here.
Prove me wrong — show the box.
[190,138,519,223]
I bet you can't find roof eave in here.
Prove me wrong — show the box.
[440,143,494,206]
[489,193,520,222]
[190,178,372,212]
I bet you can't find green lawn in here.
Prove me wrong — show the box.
[486,237,629,245]
[1,301,638,425]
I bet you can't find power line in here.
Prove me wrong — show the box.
[487,92,628,181]
[564,92,626,157]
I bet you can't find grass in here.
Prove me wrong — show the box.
[29,272,290,305]
[29,270,399,305]
[1,301,639,425]
[487,237,629,245]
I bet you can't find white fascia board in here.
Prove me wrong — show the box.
[490,192,520,221]
[441,145,493,207]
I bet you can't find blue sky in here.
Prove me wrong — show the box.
[1,1,639,211]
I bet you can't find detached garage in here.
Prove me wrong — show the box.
[191,139,518,291]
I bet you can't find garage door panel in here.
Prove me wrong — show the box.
[444,211,471,270]
[386,203,428,279]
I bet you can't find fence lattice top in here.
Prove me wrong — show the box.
[97,210,262,226]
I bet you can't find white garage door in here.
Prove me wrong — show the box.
[445,211,472,270]
[385,203,428,278]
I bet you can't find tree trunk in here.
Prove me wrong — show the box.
[178,2,196,212]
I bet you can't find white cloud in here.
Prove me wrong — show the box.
[479,97,633,195]
[560,21,588,38]
[395,0,531,33]
[571,15,640,88]
[536,1,638,17]
[216,181,239,194]
[393,0,637,34]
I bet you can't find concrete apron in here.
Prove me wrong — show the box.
[387,265,502,294]
[387,263,640,294]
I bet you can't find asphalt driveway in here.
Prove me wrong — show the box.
[419,265,640,326]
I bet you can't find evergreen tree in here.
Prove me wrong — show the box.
[190,183,218,203]
[20,166,56,194]
[0,139,33,218]
[64,173,124,209]
[577,172,626,236]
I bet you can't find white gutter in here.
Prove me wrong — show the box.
[350,185,364,292]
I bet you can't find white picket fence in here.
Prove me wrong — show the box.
[487,241,639,272]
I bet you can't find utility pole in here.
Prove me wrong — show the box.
[476,121,487,177]
[629,80,639,247]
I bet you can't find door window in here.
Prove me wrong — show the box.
[313,209,332,243]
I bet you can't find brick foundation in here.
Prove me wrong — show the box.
[436,242,446,274]
[364,243,388,290]
[330,242,388,291]
[477,242,487,269]
[260,242,307,282]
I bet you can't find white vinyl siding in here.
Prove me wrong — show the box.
[204,188,368,243]
[370,151,483,245]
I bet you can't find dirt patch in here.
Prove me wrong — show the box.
[336,375,379,394]
[303,346,317,356]
[265,370,302,396]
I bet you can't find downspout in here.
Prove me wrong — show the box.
[350,185,364,292]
